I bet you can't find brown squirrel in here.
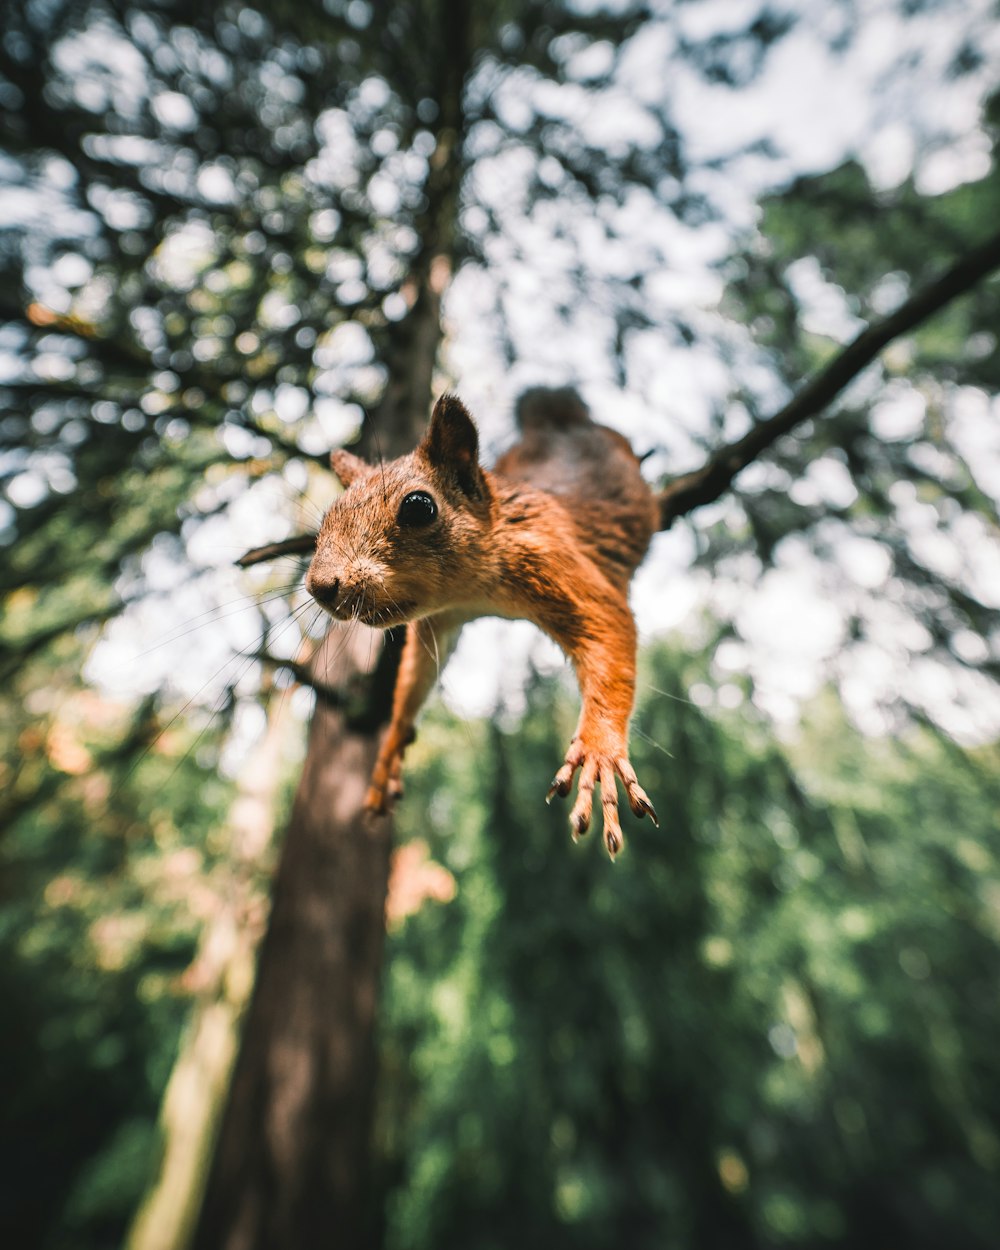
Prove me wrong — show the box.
[305,386,659,857]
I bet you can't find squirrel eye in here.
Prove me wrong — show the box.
[397,490,438,527]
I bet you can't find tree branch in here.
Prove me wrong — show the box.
[252,630,404,731]
[236,534,317,568]
[656,227,1000,528]
[251,650,343,706]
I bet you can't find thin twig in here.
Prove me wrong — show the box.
[253,631,405,730]
[250,650,344,707]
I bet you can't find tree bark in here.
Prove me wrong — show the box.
[190,628,391,1250]
[126,691,294,1250]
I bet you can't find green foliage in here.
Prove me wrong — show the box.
[0,663,235,1249]
[380,646,1000,1249]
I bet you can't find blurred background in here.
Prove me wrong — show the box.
[2,1,1000,1247]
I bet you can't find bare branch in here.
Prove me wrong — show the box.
[250,650,345,707]
[657,227,1000,528]
[237,534,317,568]
[252,631,404,732]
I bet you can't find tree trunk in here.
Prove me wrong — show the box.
[125,690,294,1250]
[190,13,472,1244]
[190,628,392,1250]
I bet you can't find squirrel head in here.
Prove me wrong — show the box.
[306,393,493,627]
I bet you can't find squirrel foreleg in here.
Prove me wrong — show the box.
[365,613,465,815]
[539,590,658,857]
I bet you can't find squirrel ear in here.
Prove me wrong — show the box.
[330,447,367,487]
[423,393,484,496]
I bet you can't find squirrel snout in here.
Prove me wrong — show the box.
[306,573,341,611]
[307,557,392,623]
[307,573,370,621]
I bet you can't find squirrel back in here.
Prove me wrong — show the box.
[494,387,658,585]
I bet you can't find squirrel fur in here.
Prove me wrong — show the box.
[305,387,659,857]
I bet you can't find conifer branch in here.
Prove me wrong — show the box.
[656,227,1000,527]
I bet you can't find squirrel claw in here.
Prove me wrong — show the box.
[616,757,658,827]
[624,786,658,827]
[546,762,576,803]
[634,796,659,827]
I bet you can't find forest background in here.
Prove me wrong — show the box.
[2,1,1000,1248]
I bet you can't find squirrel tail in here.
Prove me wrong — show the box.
[515,386,591,431]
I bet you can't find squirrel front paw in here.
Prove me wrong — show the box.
[546,736,658,858]
[364,727,413,815]
[363,769,403,816]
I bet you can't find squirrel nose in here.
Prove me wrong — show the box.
[308,576,340,610]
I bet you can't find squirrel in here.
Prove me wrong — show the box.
[305,386,659,857]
